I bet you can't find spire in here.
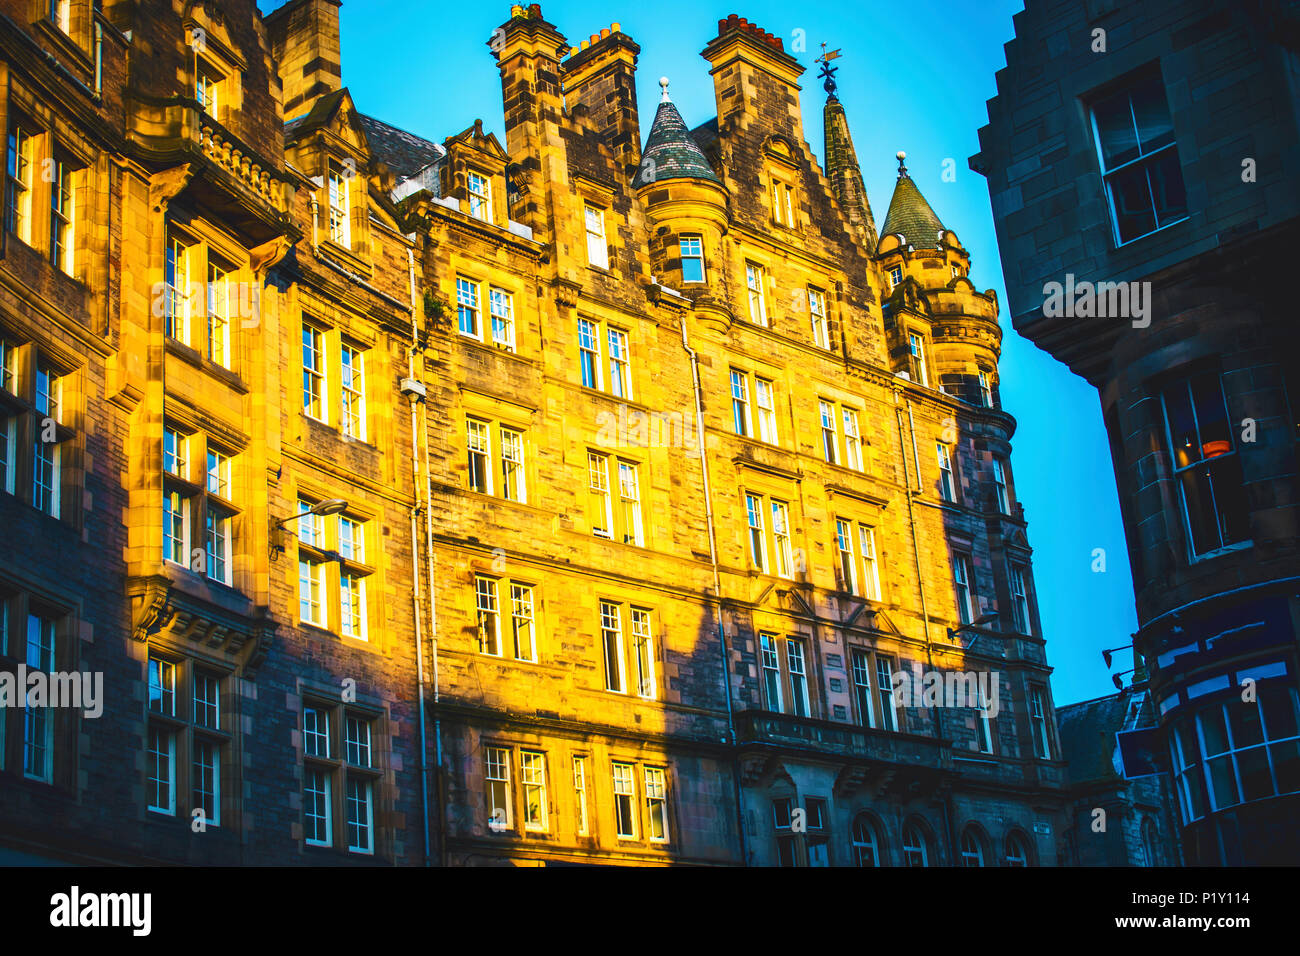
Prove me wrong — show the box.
[879,151,946,251]
[818,46,876,248]
[634,78,721,187]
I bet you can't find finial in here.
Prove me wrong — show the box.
[896,150,909,178]
[659,77,671,102]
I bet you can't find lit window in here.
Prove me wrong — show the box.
[520,751,548,832]
[808,288,830,348]
[612,762,636,838]
[908,332,928,386]
[467,171,493,223]
[1160,370,1250,558]
[978,370,994,408]
[936,443,956,502]
[196,60,222,116]
[49,0,70,32]
[760,634,782,711]
[770,500,793,578]
[509,583,535,662]
[786,638,809,718]
[301,324,325,421]
[163,490,188,564]
[731,369,752,437]
[485,745,512,831]
[475,576,501,656]
[851,650,874,728]
[616,460,643,546]
[835,519,856,594]
[456,276,481,339]
[645,767,669,841]
[587,451,613,538]
[340,570,366,639]
[206,260,230,367]
[340,343,365,440]
[299,556,325,627]
[755,378,778,444]
[607,327,631,399]
[577,318,600,389]
[680,234,704,283]
[842,408,862,470]
[163,426,188,479]
[1090,71,1187,245]
[499,426,525,502]
[49,155,76,275]
[304,765,331,845]
[327,164,351,247]
[466,417,491,495]
[859,526,881,601]
[488,287,515,351]
[770,180,795,227]
[745,494,767,572]
[165,235,191,343]
[819,400,838,465]
[205,504,233,586]
[573,756,590,836]
[631,607,655,699]
[599,599,624,692]
[745,263,767,326]
[584,204,608,269]
[5,122,33,243]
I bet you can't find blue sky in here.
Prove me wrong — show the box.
[262,0,1139,705]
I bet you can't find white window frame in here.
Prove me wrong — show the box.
[937,443,956,502]
[819,400,838,465]
[745,262,767,326]
[488,286,515,351]
[954,552,974,625]
[467,170,493,223]
[992,458,1009,513]
[755,377,779,444]
[475,575,502,656]
[808,288,830,348]
[585,203,609,269]
[612,761,637,838]
[730,369,752,437]
[680,234,705,283]
[644,766,669,842]
[327,164,351,248]
[771,500,793,579]
[340,342,366,440]
[520,750,548,832]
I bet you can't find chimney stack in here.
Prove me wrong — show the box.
[702,14,805,137]
[265,0,343,122]
[562,24,642,175]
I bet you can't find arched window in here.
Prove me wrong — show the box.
[1005,831,1031,867]
[902,820,929,867]
[851,814,881,867]
[1141,818,1160,867]
[959,827,985,867]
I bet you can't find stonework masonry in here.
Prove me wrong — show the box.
[0,0,1112,866]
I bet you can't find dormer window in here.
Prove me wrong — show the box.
[196,60,222,117]
[908,332,928,386]
[327,163,351,248]
[467,171,493,223]
[770,179,796,227]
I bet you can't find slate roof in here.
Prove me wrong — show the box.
[1056,690,1149,785]
[357,113,445,181]
[879,165,946,250]
[637,99,720,186]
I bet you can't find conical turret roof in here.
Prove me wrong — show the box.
[636,80,721,187]
[879,153,945,250]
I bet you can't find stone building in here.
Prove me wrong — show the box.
[973,0,1300,864]
[2,0,1072,866]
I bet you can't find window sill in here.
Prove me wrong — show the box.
[1188,540,1253,565]
[1112,215,1190,251]
[32,18,94,74]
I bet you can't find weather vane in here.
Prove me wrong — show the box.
[816,43,842,98]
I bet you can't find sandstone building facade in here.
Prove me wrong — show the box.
[974,0,1300,864]
[2,0,1075,866]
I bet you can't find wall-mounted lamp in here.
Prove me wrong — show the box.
[1102,644,1133,668]
[1111,668,1135,690]
[270,498,349,557]
[947,612,999,648]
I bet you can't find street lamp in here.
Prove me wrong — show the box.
[270,498,349,557]
[948,612,999,648]
[1101,644,1133,669]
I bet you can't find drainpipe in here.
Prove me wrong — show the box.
[680,317,749,865]
[94,22,102,98]
[411,246,447,867]
[895,388,956,862]
[405,289,432,864]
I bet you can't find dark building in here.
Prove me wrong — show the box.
[972,0,1300,864]
[1056,688,1182,866]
